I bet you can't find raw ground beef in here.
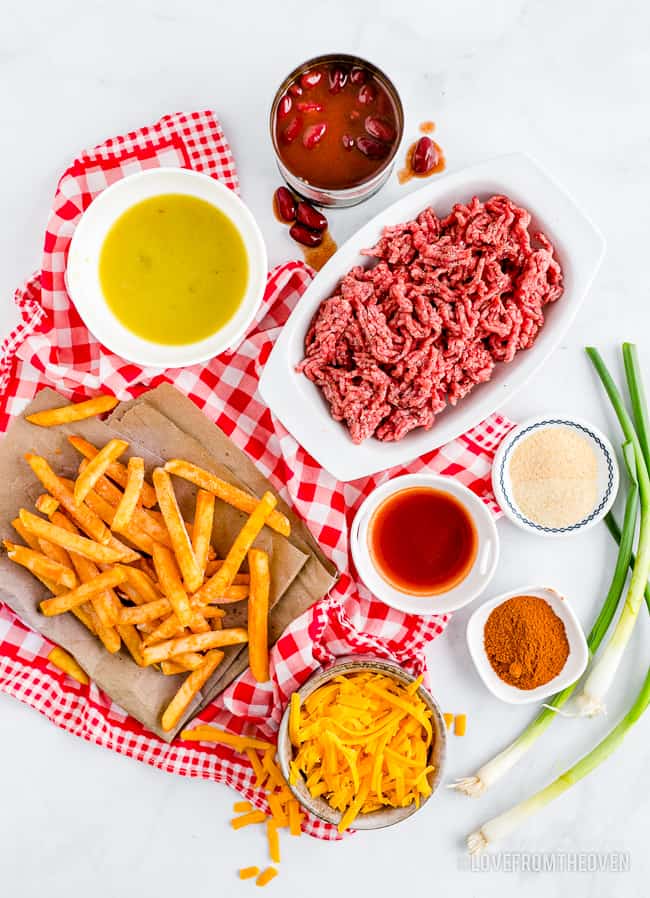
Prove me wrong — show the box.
[297,194,563,444]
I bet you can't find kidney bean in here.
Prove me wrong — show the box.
[289,83,303,97]
[302,122,327,149]
[364,115,395,143]
[357,83,376,105]
[296,101,324,113]
[342,133,355,151]
[277,94,292,119]
[412,136,438,174]
[281,116,302,144]
[290,223,324,248]
[356,136,390,159]
[274,187,297,222]
[350,66,367,84]
[329,67,348,94]
[300,70,323,89]
[296,201,328,232]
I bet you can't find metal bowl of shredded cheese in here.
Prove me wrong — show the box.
[492,416,619,536]
[277,656,447,831]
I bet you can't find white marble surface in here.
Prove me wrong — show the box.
[1,1,649,896]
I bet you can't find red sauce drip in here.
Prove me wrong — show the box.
[303,230,338,271]
[368,488,477,596]
[275,63,399,191]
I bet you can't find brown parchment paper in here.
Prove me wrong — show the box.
[0,386,338,741]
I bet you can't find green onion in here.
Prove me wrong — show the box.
[450,444,638,797]
[468,662,650,853]
[576,346,650,716]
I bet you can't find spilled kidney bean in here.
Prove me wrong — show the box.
[274,187,297,222]
[300,70,323,89]
[412,136,438,174]
[356,136,390,159]
[328,67,348,94]
[364,116,395,143]
[290,223,324,247]
[350,66,367,84]
[296,101,324,113]
[296,201,328,232]
[277,94,292,119]
[357,83,376,105]
[342,133,355,150]
[281,116,302,144]
[302,122,327,149]
[289,82,303,97]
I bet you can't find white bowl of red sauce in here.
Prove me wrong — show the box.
[350,474,500,615]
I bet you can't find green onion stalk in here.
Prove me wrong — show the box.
[575,345,650,716]
[467,662,650,854]
[450,443,639,797]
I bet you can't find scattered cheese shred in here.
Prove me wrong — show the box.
[256,867,278,887]
[233,800,253,813]
[239,867,259,880]
[289,671,435,832]
[266,819,281,863]
[231,810,267,830]
[443,712,454,730]
[454,714,467,737]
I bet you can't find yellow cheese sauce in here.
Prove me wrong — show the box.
[98,193,249,346]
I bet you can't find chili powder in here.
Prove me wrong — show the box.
[484,595,570,689]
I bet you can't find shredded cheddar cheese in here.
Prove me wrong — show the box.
[290,671,435,832]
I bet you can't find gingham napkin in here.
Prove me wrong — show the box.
[0,111,514,839]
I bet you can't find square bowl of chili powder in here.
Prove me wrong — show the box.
[466,585,588,704]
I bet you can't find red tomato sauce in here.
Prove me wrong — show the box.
[368,487,477,596]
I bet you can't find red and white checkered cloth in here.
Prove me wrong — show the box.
[0,111,514,839]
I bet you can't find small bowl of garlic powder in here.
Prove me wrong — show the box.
[492,416,619,536]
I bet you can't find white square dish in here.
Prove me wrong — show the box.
[466,585,589,704]
[259,153,605,482]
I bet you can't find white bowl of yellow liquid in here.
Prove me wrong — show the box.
[66,168,267,368]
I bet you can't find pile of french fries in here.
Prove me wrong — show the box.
[5,399,292,732]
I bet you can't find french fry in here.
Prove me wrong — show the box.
[141,628,248,665]
[73,439,128,505]
[111,456,145,533]
[191,489,215,578]
[82,488,159,556]
[160,657,205,675]
[119,597,170,625]
[68,435,157,507]
[19,509,129,565]
[116,624,145,666]
[25,394,118,427]
[35,494,59,517]
[152,468,203,593]
[142,614,186,647]
[161,649,225,731]
[3,540,77,589]
[193,492,277,606]
[201,584,250,604]
[152,543,193,627]
[121,566,161,602]
[51,511,122,640]
[36,535,75,572]
[164,459,290,537]
[205,559,250,584]
[248,549,270,683]
[25,453,111,544]
[11,517,41,551]
[179,726,275,753]
[40,567,128,617]
[47,647,89,685]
